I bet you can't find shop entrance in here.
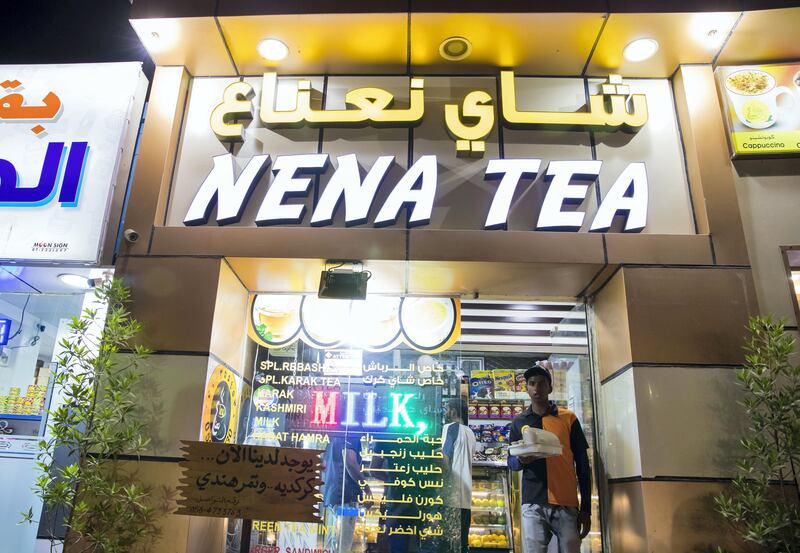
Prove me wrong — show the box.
[200,258,602,553]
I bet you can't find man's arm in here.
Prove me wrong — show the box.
[570,419,592,538]
[345,448,372,500]
[369,445,387,481]
[507,420,524,471]
[441,423,451,474]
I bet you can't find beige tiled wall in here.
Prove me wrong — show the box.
[732,157,800,323]
[607,480,750,553]
[633,366,746,478]
[594,266,758,553]
[117,255,229,553]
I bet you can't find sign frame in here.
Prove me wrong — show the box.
[716,62,800,159]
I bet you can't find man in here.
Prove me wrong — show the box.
[322,434,371,553]
[508,365,592,553]
[421,398,477,553]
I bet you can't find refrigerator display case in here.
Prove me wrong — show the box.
[470,465,513,551]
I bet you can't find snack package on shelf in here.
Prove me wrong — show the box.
[514,371,528,400]
[492,370,515,399]
[470,370,494,399]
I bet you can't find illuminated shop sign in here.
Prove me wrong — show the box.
[0,141,89,207]
[212,71,648,153]
[185,72,651,231]
[250,359,443,440]
[0,83,87,207]
[309,389,427,433]
[0,318,10,346]
[247,294,460,354]
[168,70,704,234]
[185,154,648,232]
[0,63,146,262]
[716,63,800,157]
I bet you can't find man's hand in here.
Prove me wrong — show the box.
[517,454,538,464]
[361,483,374,509]
[578,512,591,539]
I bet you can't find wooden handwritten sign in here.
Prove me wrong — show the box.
[176,441,323,522]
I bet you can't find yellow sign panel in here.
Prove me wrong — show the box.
[717,63,800,157]
[731,131,800,155]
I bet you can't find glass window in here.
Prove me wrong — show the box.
[227,296,600,553]
[0,291,87,553]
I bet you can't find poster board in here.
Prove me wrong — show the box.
[716,63,800,157]
[176,441,323,522]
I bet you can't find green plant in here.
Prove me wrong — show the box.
[22,278,160,553]
[715,316,800,553]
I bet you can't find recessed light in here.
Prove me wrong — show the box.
[136,20,178,54]
[691,13,728,49]
[258,38,289,61]
[623,38,659,62]
[58,273,92,290]
[439,37,472,61]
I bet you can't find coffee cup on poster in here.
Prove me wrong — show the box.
[724,69,796,129]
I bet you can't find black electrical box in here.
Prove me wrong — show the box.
[318,270,368,300]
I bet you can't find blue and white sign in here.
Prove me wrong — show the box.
[0,63,147,262]
[0,317,10,346]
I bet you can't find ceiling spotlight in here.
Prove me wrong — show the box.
[623,38,659,62]
[258,38,289,61]
[58,273,93,290]
[691,13,728,49]
[135,19,178,54]
[439,36,472,61]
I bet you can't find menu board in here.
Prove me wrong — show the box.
[244,345,450,549]
[716,63,800,157]
[176,441,323,522]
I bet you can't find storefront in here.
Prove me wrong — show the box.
[119,3,800,553]
[0,62,147,552]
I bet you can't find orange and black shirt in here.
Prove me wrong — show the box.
[508,402,592,513]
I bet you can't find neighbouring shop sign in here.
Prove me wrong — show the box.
[0,63,146,262]
[717,63,800,157]
[248,294,460,353]
[176,441,322,522]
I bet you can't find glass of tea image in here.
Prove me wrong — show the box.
[725,69,796,129]
[253,294,301,343]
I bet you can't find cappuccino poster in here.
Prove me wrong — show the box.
[716,63,800,157]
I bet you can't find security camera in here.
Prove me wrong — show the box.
[123,229,140,244]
